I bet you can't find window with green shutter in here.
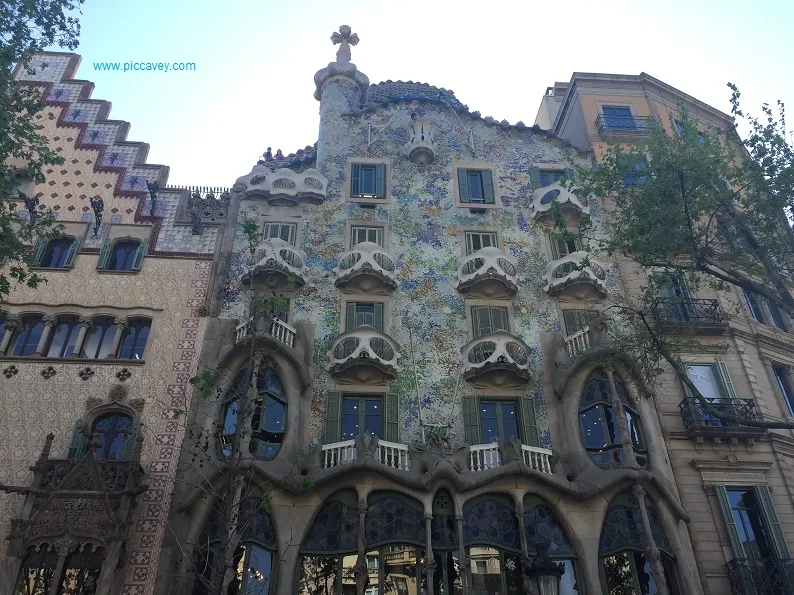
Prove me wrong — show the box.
[339,394,386,440]
[35,236,80,269]
[345,302,384,332]
[324,391,342,444]
[715,485,789,560]
[351,163,386,199]
[457,168,495,204]
[470,305,509,338]
[461,395,537,446]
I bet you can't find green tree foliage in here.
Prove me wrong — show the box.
[568,89,794,429]
[0,0,85,303]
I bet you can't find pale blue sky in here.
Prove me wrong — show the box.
[55,0,793,187]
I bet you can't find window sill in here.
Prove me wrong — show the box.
[0,355,145,366]
[96,269,141,275]
[456,202,499,209]
[346,197,390,205]
[29,266,72,272]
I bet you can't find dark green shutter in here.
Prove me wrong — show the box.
[563,168,575,183]
[462,396,481,445]
[755,485,790,557]
[32,238,46,266]
[714,485,746,557]
[67,424,86,459]
[375,164,386,199]
[351,164,362,197]
[385,392,399,442]
[324,392,341,444]
[345,303,357,331]
[550,237,565,261]
[481,170,494,204]
[120,420,141,461]
[528,167,542,191]
[520,395,539,446]
[457,169,470,204]
[97,239,112,270]
[373,303,384,332]
[132,241,145,271]
[64,237,80,268]
[494,307,509,332]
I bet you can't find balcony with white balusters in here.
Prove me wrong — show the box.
[235,317,297,349]
[468,443,553,474]
[321,437,411,471]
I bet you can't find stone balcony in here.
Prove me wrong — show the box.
[456,247,519,299]
[679,397,766,443]
[543,251,607,300]
[241,238,307,291]
[468,442,553,474]
[530,181,590,226]
[321,436,410,471]
[328,325,400,383]
[236,165,328,205]
[235,317,297,348]
[460,330,532,389]
[334,241,398,294]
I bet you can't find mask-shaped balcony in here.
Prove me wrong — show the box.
[241,238,307,291]
[328,325,401,384]
[543,251,607,300]
[530,181,590,226]
[334,241,398,294]
[456,247,519,299]
[461,330,532,388]
[237,166,328,205]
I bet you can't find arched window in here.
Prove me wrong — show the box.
[463,494,523,594]
[119,317,151,359]
[193,487,276,595]
[217,359,286,460]
[15,543,104,594]
[579,369,647,469]
[98,238,144,272]
[91,413,136,460]
[12,314,44,356]
[298,490,360,594]
[35,236,79,269]
[600,493,679,594]
[523,496,580,595]
[83,316,117,359]
[47,315,81,357]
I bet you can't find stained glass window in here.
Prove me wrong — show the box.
[366,495,425,547]
[302,494,360,554]
[463,496,521,552]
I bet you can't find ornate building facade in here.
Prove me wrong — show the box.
[1,54,223,594]
[155,28,703,595]
[536,73,794,595]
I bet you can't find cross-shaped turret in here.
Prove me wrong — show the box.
[330,25,359,65]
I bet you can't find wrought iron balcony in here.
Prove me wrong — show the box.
[456,246,519,299]
[334,241,398,293]
[652,298,728,335]
[679,397,766,441]
[460,330,532,388]
[543,251,607,299]
[235,317,297,348]
[595,114,654,136]
[241,238,307,290]
[726,558,794,595]
[530,181,590,224]
[328,325,401,383]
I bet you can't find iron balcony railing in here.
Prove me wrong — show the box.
[595,114,654,135]
[726,558,794,595]
[679,397,765,439]
[652,298,727,330]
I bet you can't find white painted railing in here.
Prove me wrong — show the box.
[469,443,501,471]
[270,318,296,348]
[321,438,410,471]
[469,443,553,474]
[521,445,553,474]
[530,181,589,220]
[377,439,410,471]
[564,327,591,358]
[322,439,357,468]
[234,317,297,348]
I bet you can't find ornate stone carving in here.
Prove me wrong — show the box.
[109,384,128,401]
[186,190,231,235]
[115,368,131,382]
[3,365,19,378]
[354,433,379,458]
[85,397,102,411]
[314,25,370,102]
[128,397,145,412]
[41,366,57,379]
[79,367,95,381]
